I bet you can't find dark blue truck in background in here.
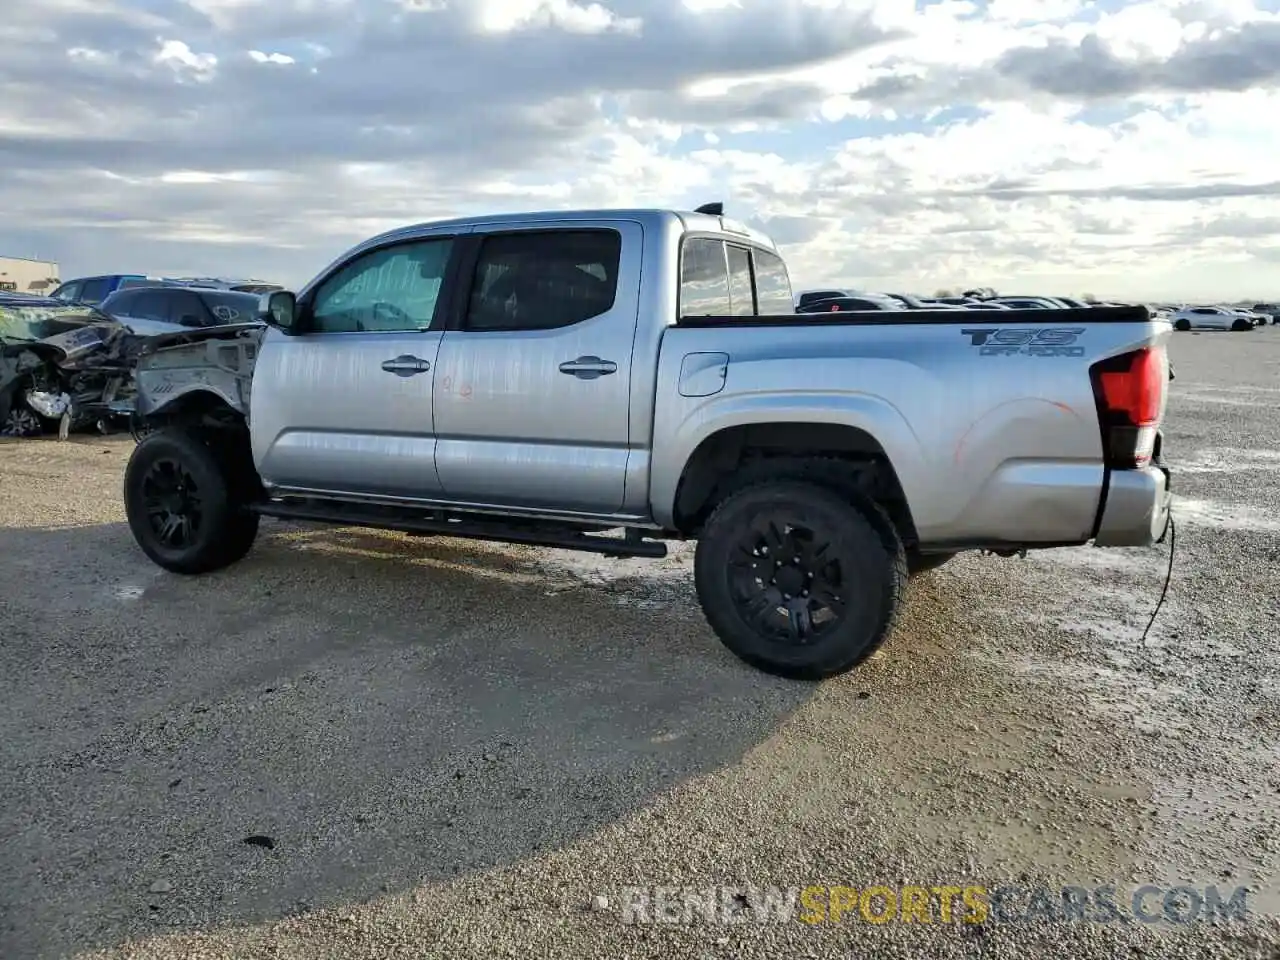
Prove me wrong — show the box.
[50,275,147,306]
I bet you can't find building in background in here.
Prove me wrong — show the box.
[0,256,61,294]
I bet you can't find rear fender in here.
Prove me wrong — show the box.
[652,392,926,528]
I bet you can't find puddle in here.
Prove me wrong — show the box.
[531,538,694,587]
[1171,496,1280,532]
[1175,382,1280,395]
[1177,448,1280,474]
[1144,768,1280,909]
[994,651,1197,734]
[1026,544,1160,576]
[1176,393,1269,408]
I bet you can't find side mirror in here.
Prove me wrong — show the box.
[260,290,300,333]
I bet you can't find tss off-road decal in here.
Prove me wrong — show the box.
[961,327,1086,357]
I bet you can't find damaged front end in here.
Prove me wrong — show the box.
[130,323,264,436]
[0,296,144,439]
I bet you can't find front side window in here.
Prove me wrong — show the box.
[463,229,621,332]
[53,282,82,302]
[680,238,731,317]
[310,238,454,334]
[753,250,795,314]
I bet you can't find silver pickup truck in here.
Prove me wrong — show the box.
[122,206,1174,680]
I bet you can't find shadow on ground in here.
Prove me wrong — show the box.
[0,520,814,959]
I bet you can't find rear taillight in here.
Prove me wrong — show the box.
[1090,347,1167,468]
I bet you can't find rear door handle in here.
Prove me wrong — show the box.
[381,355,431,377]
[558,356,618,379]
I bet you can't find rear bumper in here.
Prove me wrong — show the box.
[1093,463,1172,547]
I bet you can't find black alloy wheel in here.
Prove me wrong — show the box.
[140,457,204,549]
[695,481,906,680]
[123,427,261,573]
[728,514,846,644]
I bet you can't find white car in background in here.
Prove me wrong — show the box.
[1236,307,1271,325]
[1169,306,1256,332]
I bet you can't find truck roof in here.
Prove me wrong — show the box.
[359,208,779,252]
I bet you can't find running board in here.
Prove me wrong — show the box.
[250,500,669,558]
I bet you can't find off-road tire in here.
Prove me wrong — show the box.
[124,427,261,574]
[1173,318,1191,331]
[907,550,956,577]
[694,480,906,680]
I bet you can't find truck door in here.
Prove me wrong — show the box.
[250,233,462,500]
[432,221,642,514]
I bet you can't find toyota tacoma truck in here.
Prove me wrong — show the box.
[121,205,1174,680]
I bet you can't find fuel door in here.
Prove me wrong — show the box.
[678,352,729,398]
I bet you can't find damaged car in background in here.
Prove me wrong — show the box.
[0,293,143,438]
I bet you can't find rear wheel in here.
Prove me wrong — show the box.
[124,427,261,574]
[1173,318,1191,331]
[1232,318,1253,332]
[694,481,906,680]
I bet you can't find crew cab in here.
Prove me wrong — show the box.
[121,206,1175,680]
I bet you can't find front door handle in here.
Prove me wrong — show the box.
[558,356,618,380]
[381,355,431,377]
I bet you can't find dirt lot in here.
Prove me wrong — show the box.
[2,329,1279,960]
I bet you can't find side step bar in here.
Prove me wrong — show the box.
[250,500,669,558]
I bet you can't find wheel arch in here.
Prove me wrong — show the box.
[668,419,919,547]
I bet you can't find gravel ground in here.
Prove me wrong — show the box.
[2,328,1279,960]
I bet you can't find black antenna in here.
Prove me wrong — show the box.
[694,202,724,215]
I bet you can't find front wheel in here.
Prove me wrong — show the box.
[1232,318,1253,331]
[694,481,906,680]
[1173,318,1191,331]
[124,428,261,574]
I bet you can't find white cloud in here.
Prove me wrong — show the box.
[1,0,1280,299]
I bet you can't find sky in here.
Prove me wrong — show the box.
[3,0,1280,302]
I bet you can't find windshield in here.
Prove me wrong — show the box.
[0,299,114,344]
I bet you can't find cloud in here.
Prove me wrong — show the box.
[2,0,1280,300]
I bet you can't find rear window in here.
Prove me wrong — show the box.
[680,238,795,319]
[752,250,794,314]
[680,238,731,317]
[726,245,755,316]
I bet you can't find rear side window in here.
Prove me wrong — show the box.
[726,245,755,316]
[754,251,795,314]
[131,290,174,321]
[463,229,621,332]
[680,238,731,317]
